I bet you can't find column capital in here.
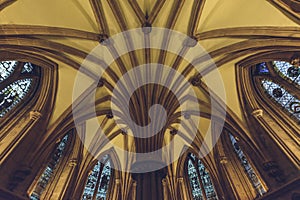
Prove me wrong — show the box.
[177,177,184,182]
[68,158,77,167]
[29,110,42,121]
[219,156,228,164]
[132,181,137,186]
[251,108,263,117]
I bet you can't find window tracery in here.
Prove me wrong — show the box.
[229,134,266,196]
[187,153,218,200]
[30,133,70,200]
[254,60,300,122]
[82,155,112,200]
[0,61,40,118]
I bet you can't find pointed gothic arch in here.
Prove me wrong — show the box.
[71,148,122,200]
[237,51,300,169]
[28,129,75,200]
[176,148,222,200]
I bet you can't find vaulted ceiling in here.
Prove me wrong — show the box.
[0,0,299,161]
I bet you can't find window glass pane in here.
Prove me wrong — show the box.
[82,155,112,200]
[187,153,218,200]
[256,62,270,75]
[0,79,32,117]
[188,158,204,200]
[273,61,300,86]
[96,160,111,200]
[197,160,218,199]
[229,134,266,196]
[0,61,17,82]
[261,79,300,121]
[22,62,34,74]
[30,134,70,200]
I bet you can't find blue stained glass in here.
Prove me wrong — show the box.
[0,61,17,82]
[262,79,300,121]
[187,153,218,200]
[273,61,300,86]
[0,79,32,117]
[256,62,269,75]
[30,134,69,200]
[229,134,266,196]
[82,155,111,200]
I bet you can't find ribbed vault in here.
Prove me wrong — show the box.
[0,0,300,177]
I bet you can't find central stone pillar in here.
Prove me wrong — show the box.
[131,160,167,200]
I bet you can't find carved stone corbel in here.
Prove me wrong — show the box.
[29,111,42,121]
[251,108,263,118]
[263,161,285,182]
[68,158,77,167]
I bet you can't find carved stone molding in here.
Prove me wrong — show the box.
[29,111,42,121]
[251,109,263,118]
[219,156,228,164]
[115,179,121,184]
[68,158,77,167]
[263,161,285,182]
[177,177,184,182]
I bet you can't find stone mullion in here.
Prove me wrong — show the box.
[92,162,104,200]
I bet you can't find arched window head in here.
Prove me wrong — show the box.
[229,134,266,196]
[253,60,300,122]
[187,153,218,200]
[82,155,112,200]
[0,61,40,118]
[30,133,71,200]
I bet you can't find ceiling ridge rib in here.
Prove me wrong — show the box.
[0,24,99,41]
[148,0,166,24]
[153,1,185,138]
[0,39,100,80]
[196,26,300,40]
[128,0,145,24]
[0,36,88,58]
[0,0,16,11]
[107,0,148,127]
[188,0,206,37]
[268,0,300,24]
[89,0,110,35]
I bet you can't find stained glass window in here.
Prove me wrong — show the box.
[187,153,218,200]
[273,61,300,86]
[0,61,40,118]
[30,134,70,200]
[229,134,266,196]
[82,155,112,200]
[0,61,17,82]
[256,62,270,75]
[254,60,300,122]
[0,79,32,117]
[261,80,300,120]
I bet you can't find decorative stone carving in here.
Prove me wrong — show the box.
[142,21,152,34]
[68,158,77,167]
[29,111,42,121]
[263,161,285,182]
[115,179,121,184]
[177,177,184,182]
[219,156,228,164]
[251,109,263,118]
[190,76,201,86]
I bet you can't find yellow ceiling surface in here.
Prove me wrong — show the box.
[0,0,299,159]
